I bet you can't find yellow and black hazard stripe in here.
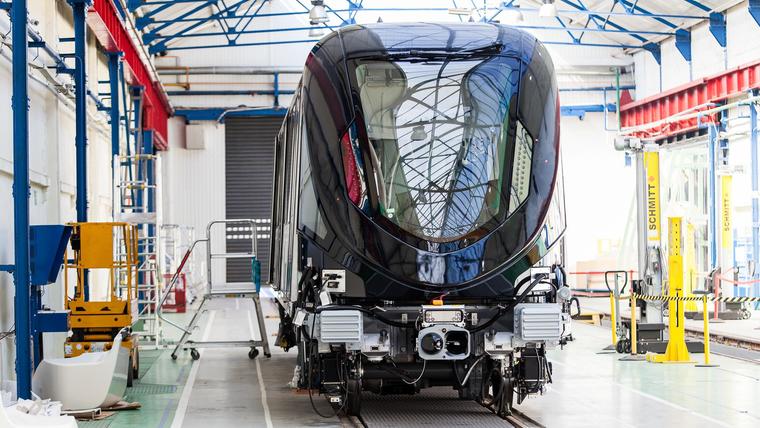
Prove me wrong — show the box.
[632,293,760,303]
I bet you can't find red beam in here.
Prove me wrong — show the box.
[621,59,760,140]
[87,0,171,149]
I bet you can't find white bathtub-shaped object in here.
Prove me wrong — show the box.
[32,333,129,411]
[0,405,77,428]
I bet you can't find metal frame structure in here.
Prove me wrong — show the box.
[123,0,732,57]
[170,220,271,361]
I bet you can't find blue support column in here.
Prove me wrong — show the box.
[108,52,122,173]
[70,0,92,224]
[750,98,760,306]
[69,0,92,300]
[11,0,33,400]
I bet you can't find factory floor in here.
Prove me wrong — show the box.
[80,290,760,428]
[578,296,760,349]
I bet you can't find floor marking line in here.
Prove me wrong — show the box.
[551,359,732,427]
[170,309,216,428]
[248,310,274,428]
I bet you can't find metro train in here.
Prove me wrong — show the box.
[270,22,571,418]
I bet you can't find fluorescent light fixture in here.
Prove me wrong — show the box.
[308,26,325,37]
[504,9,523,24]
[309,1,329,24]
[539,0,558,18]
[448,8,474,16]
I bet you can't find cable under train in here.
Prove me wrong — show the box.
[270,22,571,418]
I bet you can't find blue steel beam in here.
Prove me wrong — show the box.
[675,29,692,62]
[558,1,648,44]
[138,0,221,31]
[710,12,727,47]
[144,21,675,42]
[159,37,642,52]
[11,0,33,400]
[145,0,249,52]
[616,0,678,29]
[749,0,760,27]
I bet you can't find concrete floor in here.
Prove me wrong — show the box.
[84,291,760,428]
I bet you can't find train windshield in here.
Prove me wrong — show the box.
[352,55,530,242]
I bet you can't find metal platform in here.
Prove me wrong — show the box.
[356,388,543,428]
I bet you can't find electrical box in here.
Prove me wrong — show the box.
[186,123,208,150]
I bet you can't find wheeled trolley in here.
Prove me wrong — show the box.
[170,219,271,361]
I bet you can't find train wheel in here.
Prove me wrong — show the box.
[343,378,362,416]
[496,375,514,418]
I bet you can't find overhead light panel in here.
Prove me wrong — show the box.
[309,0,329,24]
[539,0,558,18]
[309,26,325,38]
[448,8,474,16]
[505,9,524,24]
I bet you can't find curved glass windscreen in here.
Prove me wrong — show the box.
[352,55,531,242]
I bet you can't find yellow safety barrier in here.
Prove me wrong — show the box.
[646,217,693,364]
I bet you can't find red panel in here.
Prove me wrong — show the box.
[87,0,171,150]
[621,58,760,140]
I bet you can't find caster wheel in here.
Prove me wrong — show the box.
[615,340,626,354]
[191,349,200,361]
[248,348,259,359]
[171,354,178,361]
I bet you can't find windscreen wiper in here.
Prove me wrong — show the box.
[359,43,504,62]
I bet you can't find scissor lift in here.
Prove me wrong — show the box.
[171,219,271,361]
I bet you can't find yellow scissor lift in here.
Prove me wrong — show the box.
[64,222,141,386]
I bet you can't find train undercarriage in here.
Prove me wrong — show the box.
[277,267,573,418]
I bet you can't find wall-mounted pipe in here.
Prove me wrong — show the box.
[166,90,296,96]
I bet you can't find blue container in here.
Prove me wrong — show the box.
[29,225,72,286]
[251,257,261,293]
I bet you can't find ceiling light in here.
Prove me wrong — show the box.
[308,26,325,38]
[309,1,329,24]
[448,8,474,16]
[539,0,558,18]
[504,9,523,24]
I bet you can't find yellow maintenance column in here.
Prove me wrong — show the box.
[647,217,694,363]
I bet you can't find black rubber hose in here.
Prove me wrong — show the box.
[469,273,549,333]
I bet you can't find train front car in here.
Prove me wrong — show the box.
[271,23,570,418]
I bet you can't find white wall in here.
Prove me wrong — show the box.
[0,1,116,385]
[560,113,637,272]
[160,117,227,281]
